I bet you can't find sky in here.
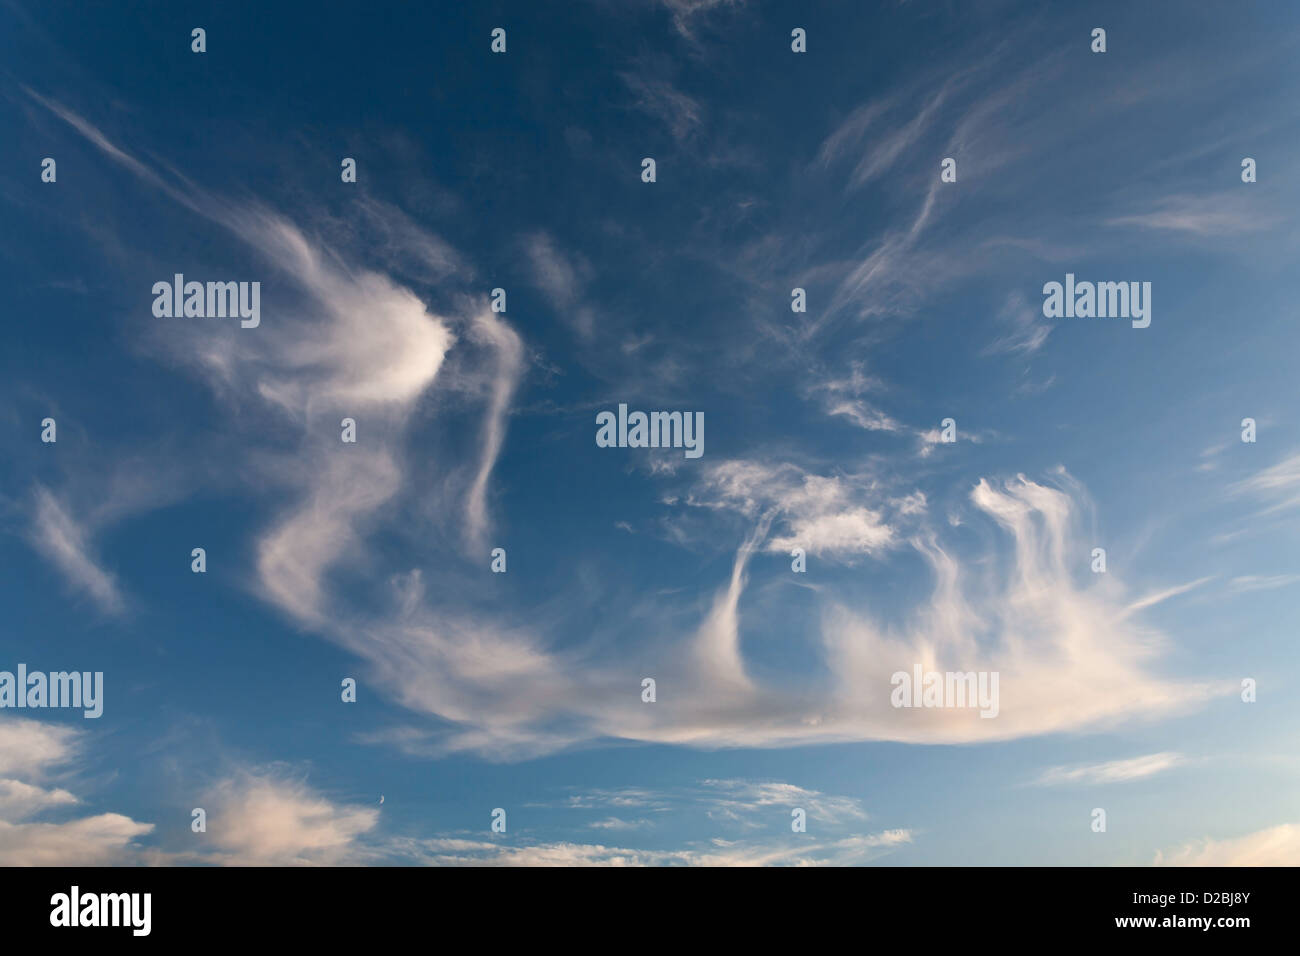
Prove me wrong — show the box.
[0,0,1298,866]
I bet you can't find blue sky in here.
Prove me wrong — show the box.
[1,0,1298,865]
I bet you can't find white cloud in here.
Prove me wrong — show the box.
[176,201,458,419]
[0,814,154,866]
[0,718,153,866]
[689,516,770,693]
[1232,452,1300,515]
[1155,823,1300,866]
[825,400,904,432]
[916,424,987,458]
[200,772,380,866]
[893,491,928,516]
[1121,577,1213,617]
[0,717,79,777]
[27,100,544,740]
[1229,574,1300,593]
[588,817,651,831]
[0,779,78,820]
[656,0,748,41]
[0,730,385,866]
[983,290,1052,357]
[807,364,904,434]
[816,100,893,170]
[0,727,911,866]
[700,779,868,824]
[256,451,404,627]
[27,486,124,614]
[769,509,895,557]
[26,93,475,621]
[622,472,1228,750]
[1107,193,1276,236]
[557,788,670,811]
[848,86,952,190]
[1033,752,1183,786]
[685,460,899,558]
[620,72,703,141]
[464,309,525,548]
[26,94,1233,761]
[357,470,1228,756]
[524,232,595,337]
[395,829,910,867]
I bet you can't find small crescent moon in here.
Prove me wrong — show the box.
[379,795,385,804]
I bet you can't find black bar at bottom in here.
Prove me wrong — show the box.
[0,865,1281,942]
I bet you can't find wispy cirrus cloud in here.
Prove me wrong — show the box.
[655,0,748,42]
[620,70,703,141]
[27,94,542,739]
[391,829,911,866]
[1106,192,1277,236]
[1121,577,1214,618]
[1232,452,1300,515]
[700,779,868,825]
[1229,574,1300,593]
[982,290,1052,357]
[523,231,596,339]
[21,95,1236,764]
[537,779,872,830]
[587,816,652,831]
[26,485,124,615]
[805,363,904,434]
[464,309,525,548]
[1032,752,1184,787]
[361,467,1229,756]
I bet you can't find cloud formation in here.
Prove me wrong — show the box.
[21,95,1232,768]
[27,485,124,614]
[1032,752,1184,787]
[0,718,153,866]
[1155,823,1300,866]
